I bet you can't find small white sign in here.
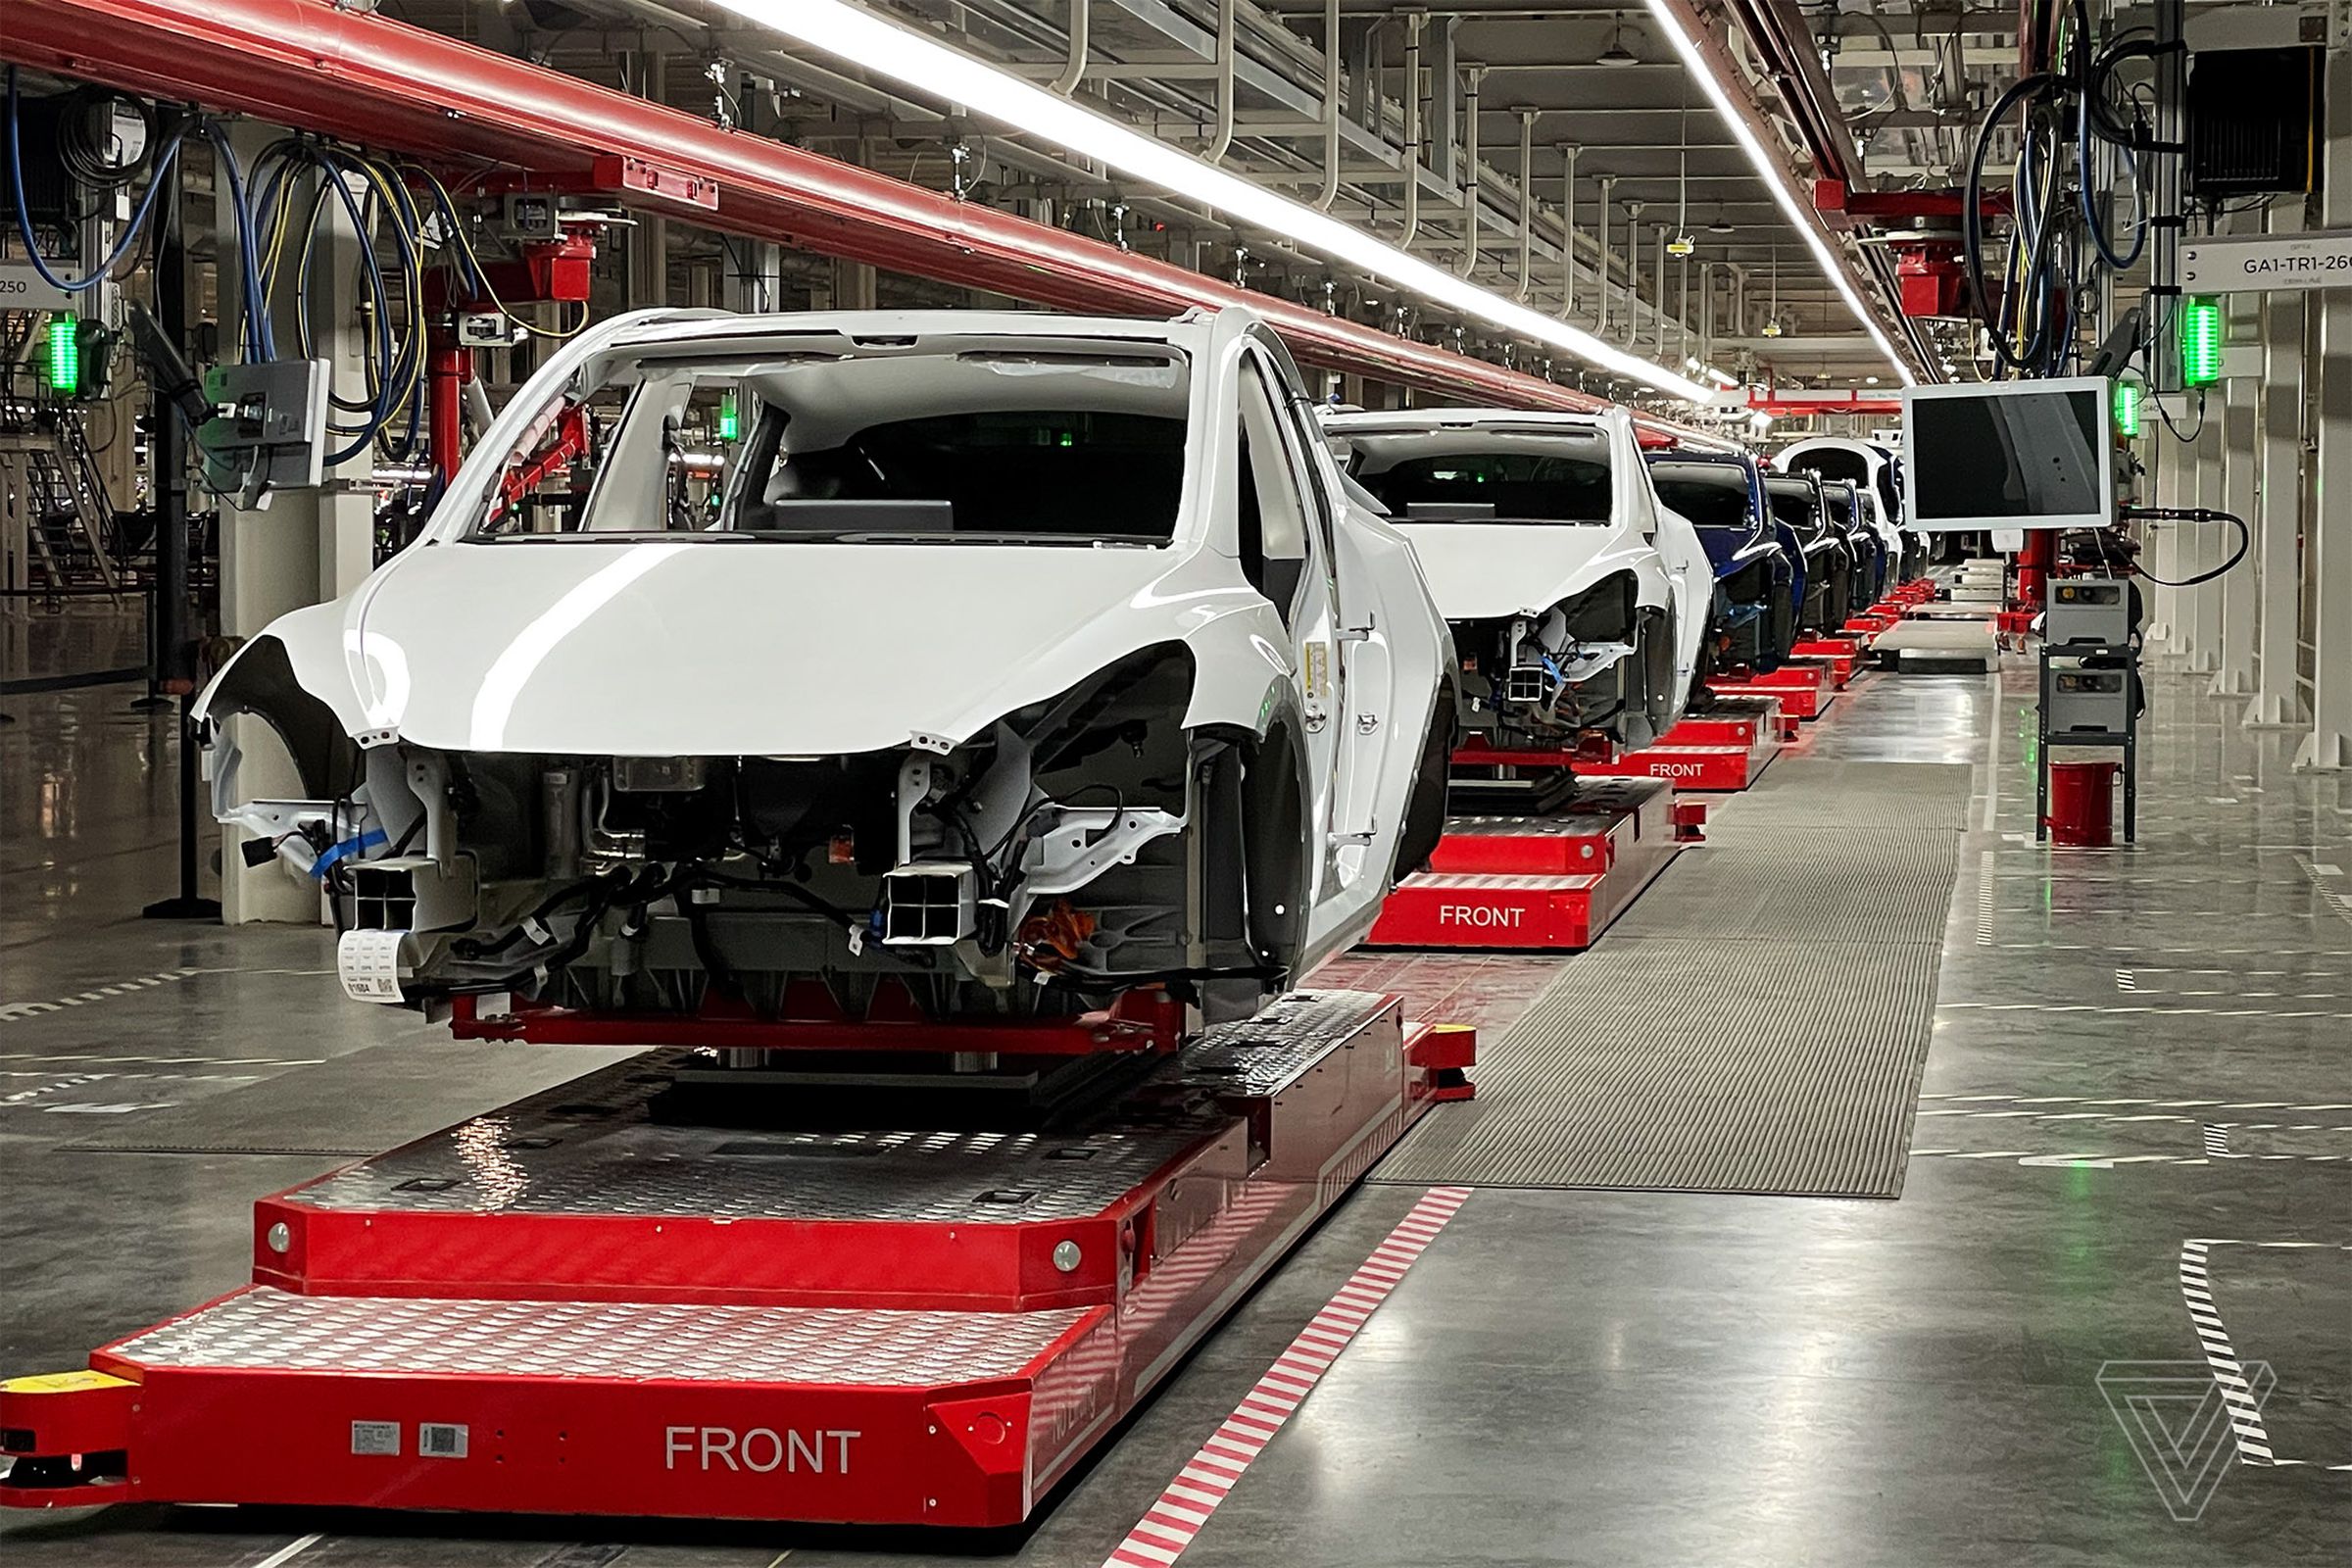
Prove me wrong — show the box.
[2180,229,2352,295]
[0,262,74,313]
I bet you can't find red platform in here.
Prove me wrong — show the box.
[1708,661,1833,719]
[1368,779,1683,950]
[1572,740,1773,792]
[1786,640,1864,683]
[0,992,1467,1528]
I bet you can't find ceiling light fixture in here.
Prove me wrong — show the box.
[1638,0,1915,385]
[1598,16,1642,68]
[711,0,1713,402]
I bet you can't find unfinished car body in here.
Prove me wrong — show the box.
[1818,480,1886,611]
[1644,452,1795,674]
[194,308,1457,1032]
[1325,409,1708,753]
[1776,436,1923,582]
[1762,471,1857,637]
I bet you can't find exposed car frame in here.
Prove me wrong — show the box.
[195,307,1458,1031]
[1323,408,1710,753]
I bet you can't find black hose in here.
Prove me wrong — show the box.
[2124,507,2251,587]
[1963,72,2062,376]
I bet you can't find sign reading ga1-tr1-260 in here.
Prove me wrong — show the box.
[2180,230,2352,295]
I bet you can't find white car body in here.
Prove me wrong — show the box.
[1774,436,1922,580]
[196,307,1456,1028]
[1324,408,1708,751]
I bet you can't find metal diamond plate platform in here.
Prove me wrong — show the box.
[1172,989,1397,1098]
[112,1288,1088,1385]
[290,992,1396,1223]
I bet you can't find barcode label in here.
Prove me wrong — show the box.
[417,1422,468,1459]
[350,1420,400,1456]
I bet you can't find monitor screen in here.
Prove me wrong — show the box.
[1901,378,2112,531]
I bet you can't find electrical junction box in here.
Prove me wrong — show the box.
[198,358,330,506]
[499,192,562,242]
[2047,576,2133,646]
[2047,666,2132,736]
[457,313,517,348]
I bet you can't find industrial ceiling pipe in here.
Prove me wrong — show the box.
[1051,0,1090,94]
[1593,173,1616,339]
[1205,0,1238,166]
[1556,142,1580,322]
[1400,12,1424,249]
[1623,202,1642,348]
[1313,0,1343,211]
[1514,107,1536,302]
[1455,65,1484,280]
[0,0,1672,421]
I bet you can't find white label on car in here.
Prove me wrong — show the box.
[337,928,407,1003]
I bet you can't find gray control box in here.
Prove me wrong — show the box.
[2047,665,2132,735]
[2046,575,2132,646]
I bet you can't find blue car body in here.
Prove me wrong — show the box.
[1645,452,1796,674]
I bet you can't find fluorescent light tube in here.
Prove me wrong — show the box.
[710,0,1715,403]
[1639,0,1916,386]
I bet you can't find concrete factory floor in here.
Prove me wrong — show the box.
[2,605,2347,1567]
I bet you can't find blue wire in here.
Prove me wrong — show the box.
[5,66,185,294]
[199,122,271,362]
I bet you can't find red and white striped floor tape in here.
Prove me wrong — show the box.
[1101,1185,1472,1568]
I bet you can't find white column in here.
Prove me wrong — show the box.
[2247,220,2309,727]
[2298,42,2352,769]
[2145,431,2180,650]
[2211,282,2260,696]
[2181,411,2223,673]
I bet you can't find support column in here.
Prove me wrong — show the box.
[626,50,669,308]
[2145,430,2180,650]
[2181,409,2223,673]
[2247,212,2309,728]
[2298,39,2352,769]
[2211,284,2260,696]
[218,135,371,922]
[722,240,784,314]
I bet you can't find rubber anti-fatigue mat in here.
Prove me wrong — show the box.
[1376,760,1968,1197]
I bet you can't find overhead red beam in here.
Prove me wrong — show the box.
[4,0,1659,420]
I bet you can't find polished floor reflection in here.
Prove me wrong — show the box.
[2,607,2346,1567]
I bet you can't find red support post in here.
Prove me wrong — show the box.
[426,327,469,487]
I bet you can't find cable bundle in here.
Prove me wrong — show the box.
[1961,0,2159,378]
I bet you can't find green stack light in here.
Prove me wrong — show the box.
[2180,297,2224,386]
[43,317,78,396]
[716,392,739,442]
[2112,378,2141,439]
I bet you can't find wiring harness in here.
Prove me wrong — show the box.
[1960,0,2168,380]
[6,68,578,468]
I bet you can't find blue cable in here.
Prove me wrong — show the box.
[5,66,186,294]
[199,122,271,362]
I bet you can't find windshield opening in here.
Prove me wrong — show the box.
[469,342,1192,545]
[1648,463,1755,531]
[1763,479,1823,532]
[1348,432,1613,524]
